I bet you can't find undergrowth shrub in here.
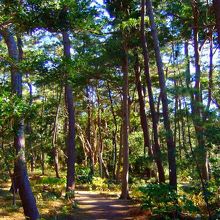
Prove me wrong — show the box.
[139,183,199,218]
[76,165,92,184]
[130,177,146,198]
[91,177,108,191]
[36,177,66,200]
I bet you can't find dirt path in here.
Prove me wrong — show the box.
[70,191,139,220]
[0,184,143,220]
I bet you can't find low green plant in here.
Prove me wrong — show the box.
[139,183,179,216]
[139,183,199,218]
[38,176,66,185]
[61,205,69,214]
[41,191,60,200]
[76,165,93,184]
[92,177,108,191]
[130,177,146,198]
[36,177,65,200]
[65,190,75,200]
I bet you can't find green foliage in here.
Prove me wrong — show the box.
[209,157,220,185]
[119,18,141,31]
[139,184,179,215]
[205,121,220,145]
[91,177,108,191]
[139,183,199,217]
[65,190,75,200]
[76,165,92,184]
[36,177,66,200]
[0,92,26,124]
[178,194,200,214]
[130,177,146,198]
[132,156,154,175]
[38,176,66,185]
[41,191,61,200]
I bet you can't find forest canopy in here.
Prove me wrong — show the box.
[0,0,219,219]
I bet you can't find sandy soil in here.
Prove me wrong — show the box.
[71,190,139,220]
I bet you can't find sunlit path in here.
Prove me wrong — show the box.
[72,191,138,220]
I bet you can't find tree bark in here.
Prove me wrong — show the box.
[52,87,62,178]
[120,45,130,199]
[146,0,177,188]
[116,124,123,183]
[17,36,35,173]
[207,31,213,110]
[140,0,165,183]
[26,79,35,172]
[0,29,39,220]
[191,0,209,181]
[107,85,118,179]
[86,87,94,174]
[134,53,152,157]
[97,89,104,178]
[62,31,76,193]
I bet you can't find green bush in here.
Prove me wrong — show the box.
[38,176,66,185]
[91,177,108,191]
[76,165,93,184]
[139,183,179,216]
[139,183,199,218]
[36,177,65,199]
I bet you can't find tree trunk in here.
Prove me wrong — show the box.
[140,0,165,183]
[17,36,36,173]
[120,45,130,199]
[184,36,211,216]
[116,124,123,183]
[107,85,118,179]
[86,87,94,174]
[146,0,177,188]
[0,29,39,220]
[62,31,76,193]
[41,151,45,175]
[207,31,213,110]
[27,80,35,172]
[97,89,103,178]
[191,0,209,181]
[52,87,62,179]
[213,0,220,46]
[134,53,152,157]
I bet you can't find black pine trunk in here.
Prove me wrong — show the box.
[140,0,165,183]
[62,31,76,193]
[0,29,39,220]
[134,54,152,158]
[120,46,130,199]
[146,0,177,189]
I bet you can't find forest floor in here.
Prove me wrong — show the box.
[0,180,146,220]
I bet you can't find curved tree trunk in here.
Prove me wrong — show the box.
[140,0,165,183]
[0,29,39,220]
[146,0,177,189]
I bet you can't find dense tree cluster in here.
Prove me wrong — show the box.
[0,0,219,219]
